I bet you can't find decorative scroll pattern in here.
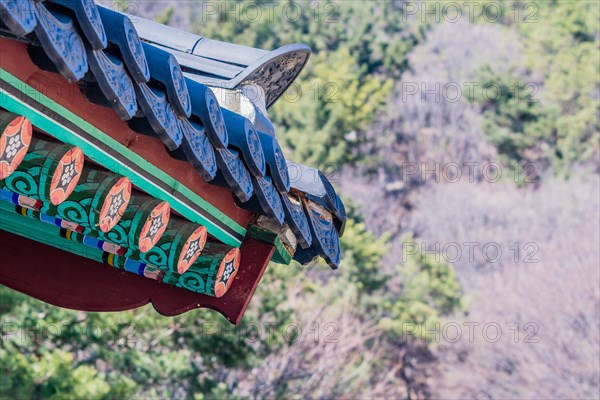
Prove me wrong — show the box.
[262,178,284,223]
[98,223,128,248]
[206,89,228,146]
[245,126,265,176]
[254,175,285,225]
[176,270,206,293]
[307,201,340,268]
[135,83,182,150]
[80,0,106,49]
[138,241,169,267]
[54,199,88,227]
[243,51,309,108]
[273,141,290,192]
[170,63,191,117]
[217,149,253,202]
[124,19,150,81]
[2,170,38,199]
[34,3,88,82]
[178,118,217,182]
[88,49,137,120]
[0,0,37,37]
[282,192,312,248]
[229,153,254,202]
[54,0,106,49]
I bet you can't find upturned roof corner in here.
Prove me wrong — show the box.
[0,0,344,323]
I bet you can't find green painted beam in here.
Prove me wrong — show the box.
[0,201,106,262]
[247,224,292,265]
[0,68,245,247]
[0,198,242,296]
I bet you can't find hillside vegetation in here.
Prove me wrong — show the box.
[1,1,599,399]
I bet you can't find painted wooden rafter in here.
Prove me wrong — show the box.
[0,0,347,322]
[0,0,345,266]
[0,197,242,298]
[0,69,246,246]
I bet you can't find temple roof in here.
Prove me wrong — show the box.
[0,0,344,270]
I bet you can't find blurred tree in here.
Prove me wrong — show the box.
[273,48,393,166]
[518,1,599,173]
[0,1,473,398]
[470,1,599,174]
[380,235,463,341]
[339,216,390,294]
[471,66,556,177]
[188,0,420,166]
[154,6,175,25]
[191,0,419,78]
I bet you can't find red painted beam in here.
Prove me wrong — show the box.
[0,38,253,227]
[0,230,274,324]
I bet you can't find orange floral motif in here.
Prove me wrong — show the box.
[49,147,84,205]
[177,226,208,274]
[138,201,171,253]
[0,116,32,179]
[214,248,241,298]
[98,177,132,232]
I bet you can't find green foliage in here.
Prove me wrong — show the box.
[154,6,175,25]
[471,66,556,172]
[471,1,599,174]
[0,349,34,400]
[189,0,415,166]
[380,235,463,342]
[273,48,393,166]
[191,0,418,78]
[0,3,424,396]
[338,210,390,294]
[518,1,599,173]
[0,342,136,400]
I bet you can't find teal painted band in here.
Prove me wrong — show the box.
[0,68,245,247]
[0,206,149,279]
[0,201,99,259]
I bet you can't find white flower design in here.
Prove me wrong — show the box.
[108,192,125,217]
[185,241,199,259]
[3,136,23,159]
[220,261,236,285]
[59,162,78,188]
[148,215,163,237]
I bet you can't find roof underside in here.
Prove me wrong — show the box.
[0,0,345,274]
